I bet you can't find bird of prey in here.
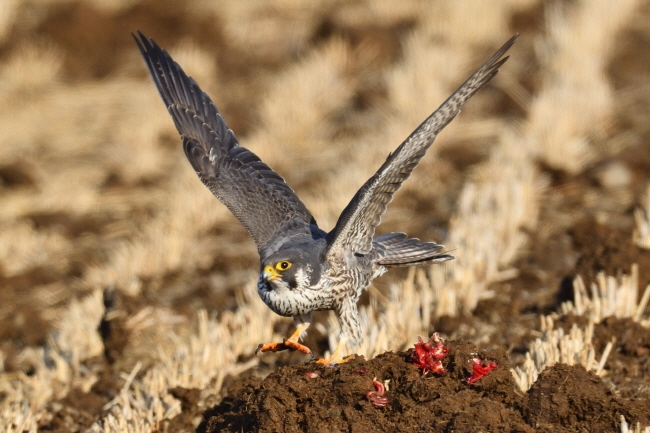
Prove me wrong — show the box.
[134,32,516,365]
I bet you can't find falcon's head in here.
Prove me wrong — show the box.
[261,248,321,291]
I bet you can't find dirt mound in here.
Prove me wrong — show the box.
[526,363,646,432]
[198,340,646,433]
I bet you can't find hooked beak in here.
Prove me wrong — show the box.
[263,265,280,282]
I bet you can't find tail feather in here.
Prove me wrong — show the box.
[373,232,454,267]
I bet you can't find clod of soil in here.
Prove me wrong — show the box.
[198,340,646,432]
[525,363,646,432]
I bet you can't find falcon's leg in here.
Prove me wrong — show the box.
[255,313,313,358]
[314,298,360,367]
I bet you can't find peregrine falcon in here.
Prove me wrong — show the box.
[134,32,516,365]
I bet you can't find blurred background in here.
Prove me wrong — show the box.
[1,0,650,430]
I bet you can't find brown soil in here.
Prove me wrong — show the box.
[197,338,648,432]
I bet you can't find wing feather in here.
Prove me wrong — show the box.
[326,35,517,257]
[133,32,319,258]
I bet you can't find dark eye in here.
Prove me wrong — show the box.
[276,261,291,271]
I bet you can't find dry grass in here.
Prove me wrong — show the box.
[0,0,649,430]
[635,183,650,250]
[513,265,650,392]
[92,283,271,432]
[620,416,650,433]
[1,290,103,431]
[527,0,640,174]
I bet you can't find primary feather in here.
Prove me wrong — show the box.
[133,32,321,259]
[326,35,518,259]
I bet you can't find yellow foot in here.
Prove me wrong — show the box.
[313,339,355,367]
[255,339,313,356]
[255,323,313,358]
[314,353,356,367]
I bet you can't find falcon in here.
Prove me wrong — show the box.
[134,32,516,365]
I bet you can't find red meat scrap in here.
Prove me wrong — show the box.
[467,357,498,383]
[409,332,449,375]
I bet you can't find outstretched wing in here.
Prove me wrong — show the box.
[133,32,319,258]
[326,35,517,257]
